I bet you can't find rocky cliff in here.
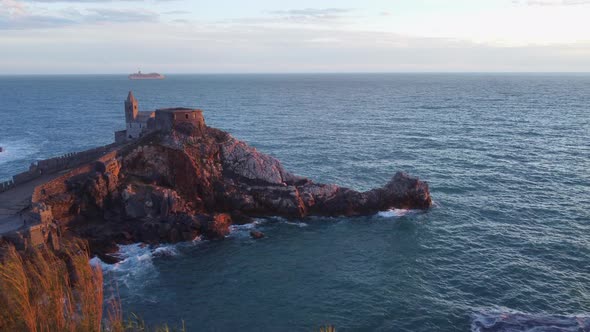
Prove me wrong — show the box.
[31,121,431,260]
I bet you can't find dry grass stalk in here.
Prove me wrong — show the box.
[0,240,104,332]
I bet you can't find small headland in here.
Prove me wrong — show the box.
[0,92,432,262]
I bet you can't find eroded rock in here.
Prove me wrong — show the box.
[31,120,432,258]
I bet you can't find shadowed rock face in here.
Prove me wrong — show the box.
[36,122,431,258]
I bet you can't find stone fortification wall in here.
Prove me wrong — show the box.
[0,143,120,194]
[155,109,205,135]
[1,150,121,251]
[115,130,127,144]
[0,180,15,192]
[31,150,119,203]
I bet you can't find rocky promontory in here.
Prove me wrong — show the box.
[22,118,431,260]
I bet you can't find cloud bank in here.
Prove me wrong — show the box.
[0,1,589,73]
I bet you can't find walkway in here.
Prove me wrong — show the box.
[0,172,64,234]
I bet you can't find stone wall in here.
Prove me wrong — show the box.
[2,150,122,251]
[0,180,15,193]
[126,122,146,140]
[155,109,205,134]
[31,151,119,221]
[5,143,119,189]
[115,130,127,144]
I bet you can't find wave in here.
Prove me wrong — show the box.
[227,217,309,238]
[471,308,590,332]
[0,138,41,166]
[228,219,265,239]
[90,242,187,288]
[377,208,418,218]
[284,221,308,227]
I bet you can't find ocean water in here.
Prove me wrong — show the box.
[1,74,590,331]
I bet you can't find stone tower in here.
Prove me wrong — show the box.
[124,91,138,122]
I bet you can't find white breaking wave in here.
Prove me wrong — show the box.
[90,243,187,289]
[227,218,309,238]
[284,221,308,227]
[0,138,41,166]
[377,208,417,218]
[228,219,264,238]
[153,245,180,258]
[470,307,590,332]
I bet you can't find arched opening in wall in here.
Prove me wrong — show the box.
[128,135,132,139]
[185,114,189,119]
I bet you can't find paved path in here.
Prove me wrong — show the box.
[0,172,65,234]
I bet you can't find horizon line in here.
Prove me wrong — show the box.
[2,71,590,76]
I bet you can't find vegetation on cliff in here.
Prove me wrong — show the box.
[0,240,187,332]
[0,240,103,331]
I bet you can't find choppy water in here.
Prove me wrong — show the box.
[2,74,590,331]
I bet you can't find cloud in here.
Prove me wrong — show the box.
[1,0,27,15]
[0,2,158,29]
[21,0,176,2]
[83,8,158,22]
[514,0,590,5]
[163,10,189,15]
[268,8,352,16]
[0,0,68,29]
[0,14,74,29]
[262,7,355,24]
[2,24,589,74]
[219,8,357,26]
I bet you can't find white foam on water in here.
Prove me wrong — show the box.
[470,307,590,332]
[0,138,40,166]
[377,208,417,218]
[152,245,180,258]
[99,243,155,272]
[284,221,308,227]
[228,219,264,238]
[91,243,184,292]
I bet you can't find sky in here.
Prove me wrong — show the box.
[1,0,589,73]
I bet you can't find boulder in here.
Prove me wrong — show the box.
[201,213,232,239]
[250,231,265,239]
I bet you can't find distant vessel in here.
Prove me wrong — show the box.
[128,70,165,80]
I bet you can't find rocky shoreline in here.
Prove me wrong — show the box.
[3,116,431,262]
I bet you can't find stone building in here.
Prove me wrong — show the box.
[154,108,205,135]
[115,91,204,143]
[123,91,155,140]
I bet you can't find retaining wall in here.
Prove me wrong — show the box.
[31,150,119,223]
[0,180,15,193]
[0,143,120,194]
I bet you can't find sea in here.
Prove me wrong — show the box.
[0,74,589,331]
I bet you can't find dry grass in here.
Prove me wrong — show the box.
[0,240,186,332]
[0,240,103,332]
[0,239,327,332]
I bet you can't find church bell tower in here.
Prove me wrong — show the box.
[125,91,138,122]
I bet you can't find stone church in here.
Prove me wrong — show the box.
[115,91,205,143]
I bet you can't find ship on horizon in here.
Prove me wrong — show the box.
[128,70,165,80]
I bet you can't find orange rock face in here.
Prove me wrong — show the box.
[32,122,431,259]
